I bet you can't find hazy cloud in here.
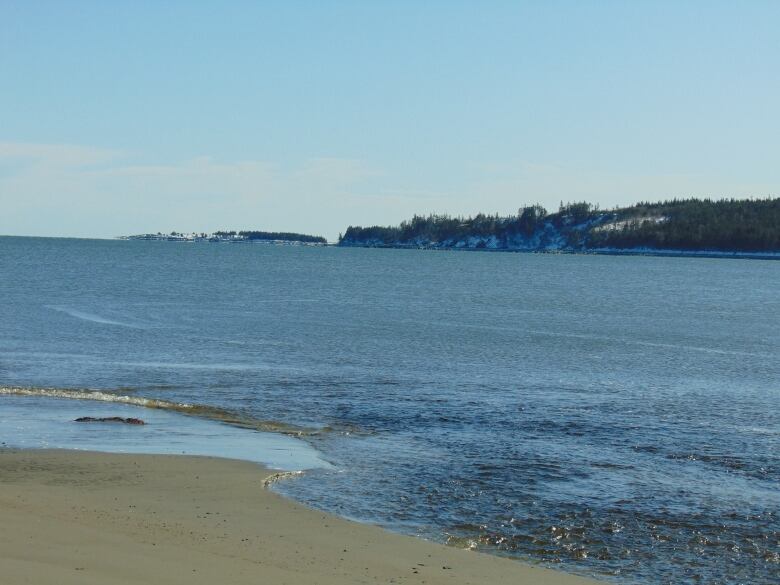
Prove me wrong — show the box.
[0,142,121,168]
[1,143,774,240]
[0,142,384,239]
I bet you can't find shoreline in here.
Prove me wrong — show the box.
[2,235,776,259]
[337,243,780,260]
[0,448,603,585]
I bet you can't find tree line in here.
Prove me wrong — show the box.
[339,197,779,252]
[588,198,779,251]
[214,230,327,243]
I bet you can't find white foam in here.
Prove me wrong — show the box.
[0,386,191,409]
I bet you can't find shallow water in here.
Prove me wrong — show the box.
[1,236,778,584]
[0,394,328,470]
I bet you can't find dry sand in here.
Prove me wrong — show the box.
[0,449,602,585]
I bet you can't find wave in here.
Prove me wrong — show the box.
[46,306,141,328]
[111,361,281,372]
[0,386,316,436]
[262,470,304,488]
[525,330,773,358]
[425,319,772,358]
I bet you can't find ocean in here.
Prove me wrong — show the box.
[1,236,778,584]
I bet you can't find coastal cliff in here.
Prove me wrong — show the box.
[338,198,780,256]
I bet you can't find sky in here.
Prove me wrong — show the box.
[1,1,778,240]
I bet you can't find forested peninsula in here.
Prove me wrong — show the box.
[338,198,780,256]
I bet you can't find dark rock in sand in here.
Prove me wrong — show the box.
[74,416,146,425]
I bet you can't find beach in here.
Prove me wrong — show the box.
[0,449,601,585]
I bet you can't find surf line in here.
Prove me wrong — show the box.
[0,386,317,437]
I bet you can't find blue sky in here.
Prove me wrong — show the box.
[1,1,778,239]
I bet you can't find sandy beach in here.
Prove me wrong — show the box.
[0,449,602,585]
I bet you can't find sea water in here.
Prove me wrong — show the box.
[0,236,777,584]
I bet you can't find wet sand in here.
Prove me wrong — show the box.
[0,449,602,585]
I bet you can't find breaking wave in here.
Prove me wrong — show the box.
[0,386,316,436]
